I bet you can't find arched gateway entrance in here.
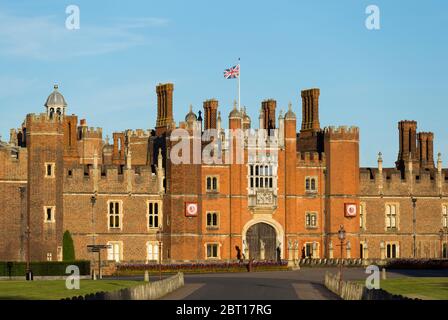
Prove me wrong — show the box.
[246,223,277,260]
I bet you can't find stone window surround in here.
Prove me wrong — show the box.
[107,200,123,230]
[107,241,123,262]
[442,204,448,228]
[205,175,219,192]
[385,203,400,231]
[248,163,275,191]
[305,176,318,193]
[385,241,400,259]
[360,202,367,230]
[44,162,55,178]
[146,241,161,262]
[204,242,221,260]
[305,211,318,228]
[206,211,220,229]
[43,206,56,223]
[147,200,163,230]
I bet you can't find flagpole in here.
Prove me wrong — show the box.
[238,58,241,111]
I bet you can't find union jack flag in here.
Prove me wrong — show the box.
[224,64,240,79]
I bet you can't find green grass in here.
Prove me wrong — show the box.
[0,280,142,300]
[377,277,448,300]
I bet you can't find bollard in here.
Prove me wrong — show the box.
[144,270,150,282]
[381,268,386,280]
[92,269,97,280]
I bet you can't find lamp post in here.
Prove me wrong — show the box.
[156,229,162,280]
[445,228,448,259]
[90,194,97,279]
[412,198,417,258]
[439,228,445,259]
[21,186,32,281]
[338,225,346,293]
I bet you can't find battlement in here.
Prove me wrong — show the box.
[360,166,448,196]
[126,129,151,138]
[324,126,359,140]
[64,164,158,188]
[297,151,326,166]
[78,125,102,139]
[26,113,63,124]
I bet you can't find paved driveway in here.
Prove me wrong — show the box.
[111,267,448,300]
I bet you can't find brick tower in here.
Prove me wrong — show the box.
[26,111,65,261]
[324,126,360,258]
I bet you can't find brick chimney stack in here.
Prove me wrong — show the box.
[203,99,218,130]
[417,132,435,169]
[396,120,418,171]
[261,99,276,133]
[300,88,320,132]
[156,83,175,135]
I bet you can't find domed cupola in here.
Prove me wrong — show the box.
[45,84,67,118]
[185,104,197,123]
[284,102,296,120]
[229,101,241,119]
[242,107,251,129]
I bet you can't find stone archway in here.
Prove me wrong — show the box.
[246,223,277,261]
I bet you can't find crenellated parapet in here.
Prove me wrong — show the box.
[26,113,64,133]
[324,126,359,140]
[126,129,151,138]
[63,164,159,194]
[360,167,448,195]
[296,151,326,167]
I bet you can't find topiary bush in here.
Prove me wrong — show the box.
[63,230,75,261]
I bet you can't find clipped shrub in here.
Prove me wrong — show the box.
[63,230,75,261]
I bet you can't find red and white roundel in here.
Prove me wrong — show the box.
[345,203,357,217]
[185,202,198,217]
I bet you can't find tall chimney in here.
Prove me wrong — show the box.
[396,120,417,171]
[203,99,218,130]
[300,89,320,132]
[156,83,175,135]
[417,132,434,169]
[262,99,276,132]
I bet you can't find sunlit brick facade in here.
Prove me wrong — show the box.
[0,83,446,263]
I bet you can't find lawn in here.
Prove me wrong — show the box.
[378,277,448,300]
[0,280,142,300]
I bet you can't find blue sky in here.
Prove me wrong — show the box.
[0,0,447,167]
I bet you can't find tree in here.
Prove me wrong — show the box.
[63,230,75,261]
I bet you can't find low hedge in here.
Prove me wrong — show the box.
[115,260,288,275]
[0,260,91,277]
[385,258,448,270]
